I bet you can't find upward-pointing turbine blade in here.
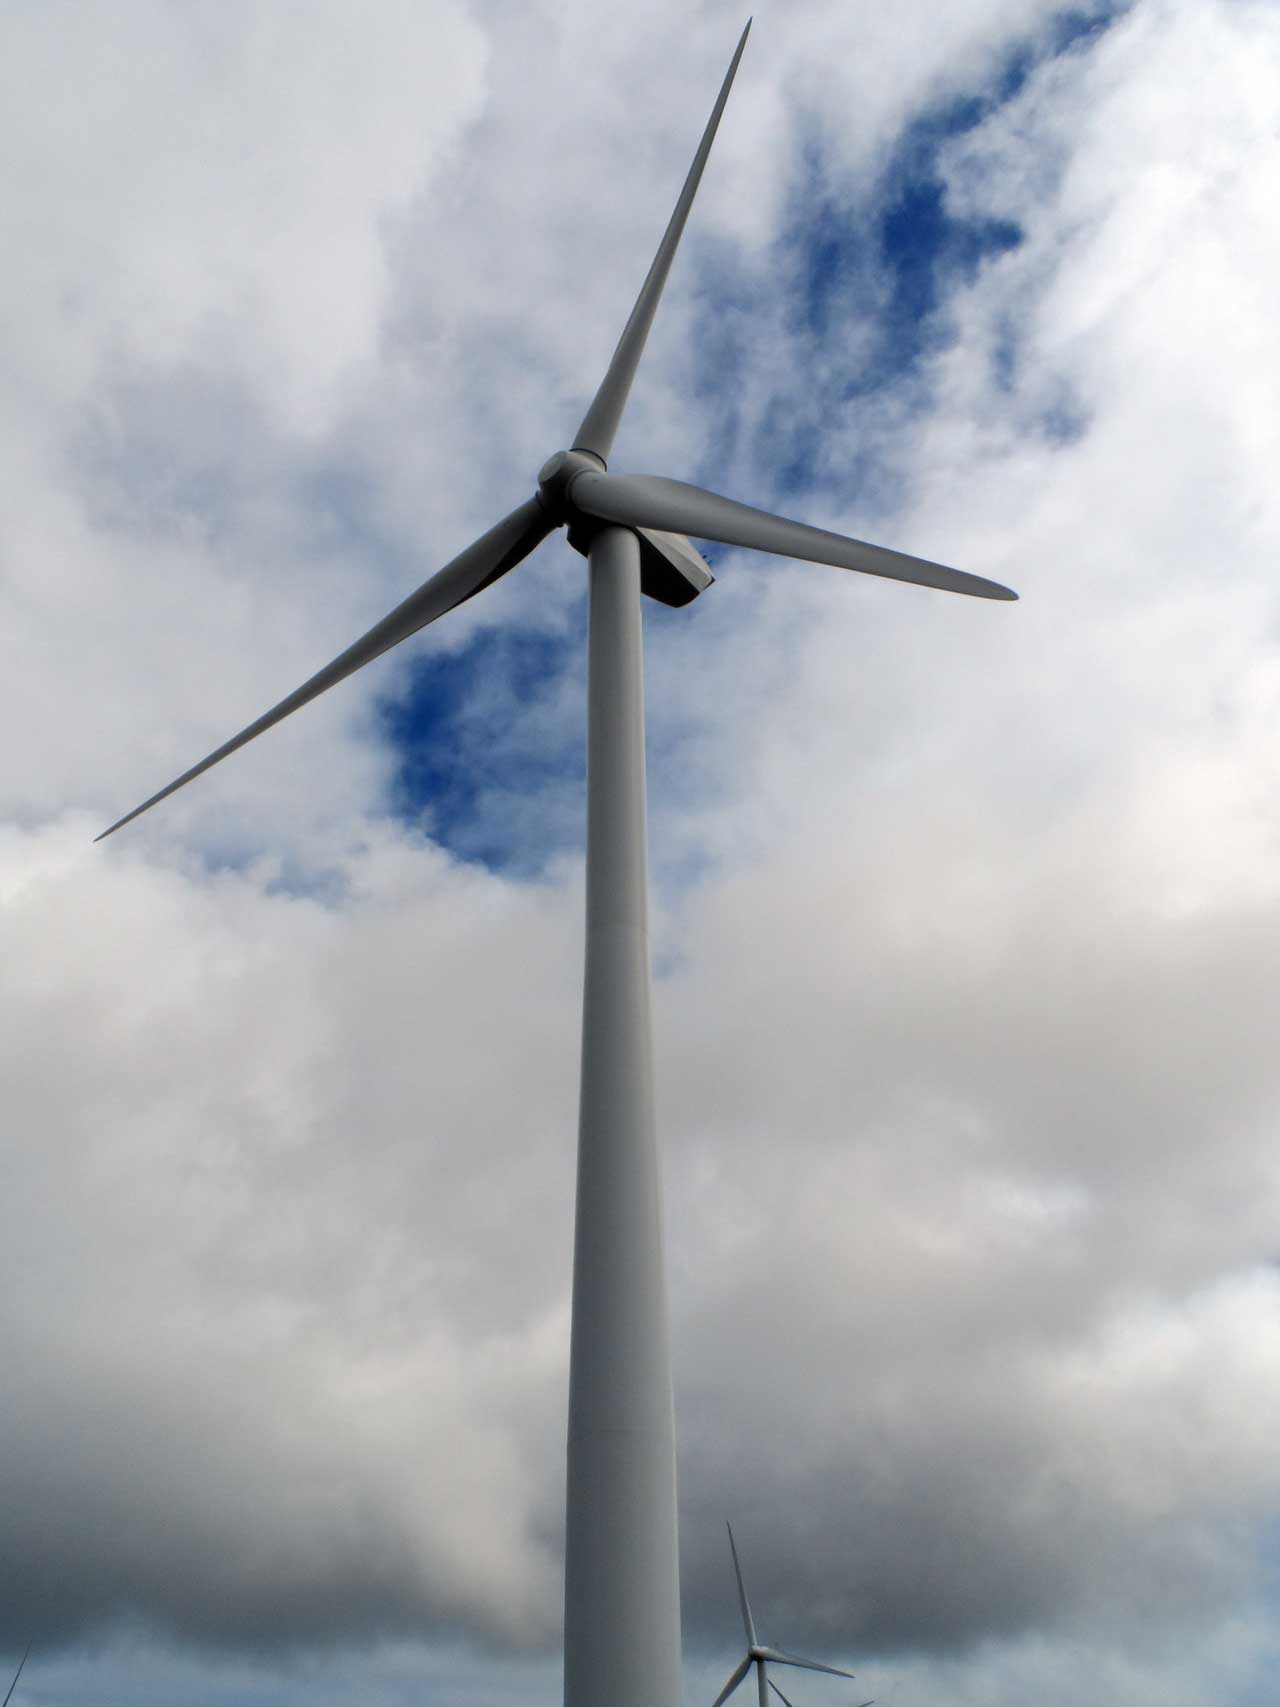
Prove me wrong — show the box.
[710,1657,753,1707]
[96,497,554,841]
[3,1642,31,1707]
[569,470,1018,601]
[726,1522,759,1648]
[757,1646,857,1681]
[572,19,751,464]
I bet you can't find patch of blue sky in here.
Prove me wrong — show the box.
[762,4,1118,499]
[379,608,587,876]
[772,133,1017,492]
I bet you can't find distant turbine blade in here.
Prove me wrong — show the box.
[573,19,751,463]
[569,471,1018,601]
[758,1646,856,1681]
[773,1690,874,1707]
[2,1642,31,1707]
[726,1522,759,1648]
[96,497,553,841]
[711,1657,753,1707]
[770,1677,874,1707]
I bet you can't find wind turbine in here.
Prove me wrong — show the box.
[96,19,1016,1707]
[712,1526,873,1707]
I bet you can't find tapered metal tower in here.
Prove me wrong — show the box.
[96,21,1016,1707]
[564,525,680,1703]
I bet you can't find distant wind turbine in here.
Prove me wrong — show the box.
[2,1642,31,1707]
[97,20,1015,1706]
[712,1526,873,1707]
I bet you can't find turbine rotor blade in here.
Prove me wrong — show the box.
[711,1658,753,1707]
[573,20,751,463]
[757,1646,856,1681]
[773,1685,874,1707]
[569,471,1018,601]
[727,1521,759,1648]
[96,496,554,841]
[3,1643,31,1707]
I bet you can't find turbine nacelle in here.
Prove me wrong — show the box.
[540,447,716,605]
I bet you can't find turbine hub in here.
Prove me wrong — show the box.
[537,447,605,519]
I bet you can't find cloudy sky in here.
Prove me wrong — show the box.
[3,1,1280,1702]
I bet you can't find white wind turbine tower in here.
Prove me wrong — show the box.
[97,21,1016,1707]
[713,1525,873,1707]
